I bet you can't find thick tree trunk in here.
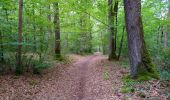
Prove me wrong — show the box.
[54,2,61,58]
[16,0,23,74]
[124,0,158,79]
[108,0,117,60]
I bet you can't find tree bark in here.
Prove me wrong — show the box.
[16,0,23,74]
[32,4,36,52]
[54,2,61,58]
[168,0,170,18]
[164,32,168,48]
[114,1,119,51]
[48,5,52,35]
[118,26,125,60]
[0,30,4,62]
[108,0,117,60]
[164,0,170,48]
[124,0,158,79]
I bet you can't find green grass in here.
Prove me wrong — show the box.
[103,71,110,80]
[28,79,38,86]
[55,55,66,61]
[121,75,146,93]
[120,86,135,93]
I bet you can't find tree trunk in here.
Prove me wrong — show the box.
[108,0,117,60]
[114,1,119,52]
[32,4,36,52]
[124,0,158,79]
[164,0,170,48]
[0,30,4,62]
[164,32,168,48]
[54,2,61,58]
[118,26,125,60]
[48,5,52,35]
[16,0,23,74]
[168,0,170,18]
[88,15,93,53]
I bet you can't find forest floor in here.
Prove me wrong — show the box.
[0,54,169,100]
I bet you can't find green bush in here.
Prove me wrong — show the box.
[158,48,170,80]
[0,51,52,75]
[32,60,51,74]
[161,48,170,71]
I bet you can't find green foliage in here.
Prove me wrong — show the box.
[0,0,169,79]
[138,92,146,98]
[157,48,170,80]
[161,48,170,71]
[160,71,170,80]
[55,54,67,61]
[121,75,156,94]
[141,47,159,79]
[28,79,38,86]
[122,75,136,85]
[119,58,129,68]
[167,93,170,100]
[32,60,51,74]
[103,71,110,80]
[121,75,136,93]
[0,0,54,74]
[136,74,151,81]
[121,87,134,93]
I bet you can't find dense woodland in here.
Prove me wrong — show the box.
[0,0,170,99]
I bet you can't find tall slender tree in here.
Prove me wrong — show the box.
[118,26,125,60]
[54,2,61,58]
[114,1,119,52]
[164,0,170,48]
[16,0,23,74]
[108,0,117,60]
[124,0,159,79]
[0,30,4,62]
[48,4,52,35]
[32,4,37,52]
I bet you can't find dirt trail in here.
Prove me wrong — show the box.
[52,55,116,100]
[39,54,118,100]
[0,54,122,100]
[0,55,168,100]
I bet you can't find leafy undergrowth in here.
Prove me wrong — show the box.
[93,56,170,99]
[121,75,169,99]
[0,55,169,100]
[117,58,170,100]
[0,55,80,99]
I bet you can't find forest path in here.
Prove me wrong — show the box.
[0,55,168,100]
[0,54,124,100]
[50,54,118,100]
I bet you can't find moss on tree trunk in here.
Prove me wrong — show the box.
[124,0,159,80]
[140,45,159,79]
